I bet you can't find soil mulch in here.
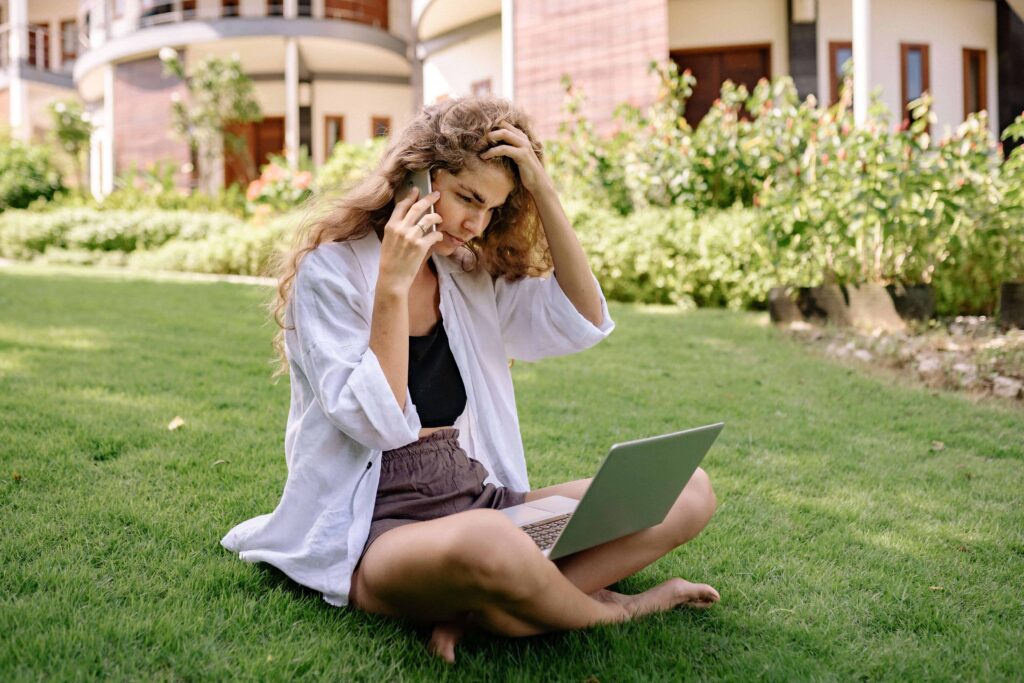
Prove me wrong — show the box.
[782,316,1024,403]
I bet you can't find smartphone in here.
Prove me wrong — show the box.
[397,169,435,215]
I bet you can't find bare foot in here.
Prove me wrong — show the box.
[427,618,466,664]
[623,578,720,619]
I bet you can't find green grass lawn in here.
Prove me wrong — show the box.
[1,264,1022,682]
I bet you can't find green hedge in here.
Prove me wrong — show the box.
[569,201,773,309]
[0,207,291,277]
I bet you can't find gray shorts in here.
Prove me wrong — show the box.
[361,428,527,558]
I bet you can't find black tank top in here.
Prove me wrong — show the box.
[408,320,467,427]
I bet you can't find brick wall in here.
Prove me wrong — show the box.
[514,0,669,139]
[113,57,191,187]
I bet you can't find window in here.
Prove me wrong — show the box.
[298,0,312,17]
[222,0,240,17]
[267,0,283,17]
[963,48,987,117]
[471,79,492,97]
[183,0,197,16]
[829,41,852,105]
[900,43,930,112]
[324,116,344,158]
[61,19,77,63]
[371,116,391,138]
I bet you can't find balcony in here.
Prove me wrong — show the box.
[0,23,76,89]
[76,0,389,51]
[72,0,406,102]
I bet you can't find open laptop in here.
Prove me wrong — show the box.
[501,422,724,560]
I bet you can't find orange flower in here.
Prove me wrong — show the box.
[246,179,264,201]
[262,163,285,183]
[291,171,312,190]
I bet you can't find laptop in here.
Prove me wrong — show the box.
[501,422,724,560]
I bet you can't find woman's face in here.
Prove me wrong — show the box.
[427,160,514,257]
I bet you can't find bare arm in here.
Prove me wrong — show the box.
[530,180,604,326]
[482,123,604,327]
[370,187,444,410]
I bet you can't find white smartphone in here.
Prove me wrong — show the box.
[397,169,435,217]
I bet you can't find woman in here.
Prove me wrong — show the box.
[222,96,719,663]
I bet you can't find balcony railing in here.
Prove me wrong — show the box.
[72,0,384,42]
[0,23,72,74]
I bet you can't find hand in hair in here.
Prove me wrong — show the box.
[378,187,445,293]
[480,122,550,195]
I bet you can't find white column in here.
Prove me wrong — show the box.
[501,0,515,100]
[102,64,116,195]
[90,128,103,200]
[852,0,871,125]
[284,37,300,169]
[284,0,297,18]
[8,0,29,141]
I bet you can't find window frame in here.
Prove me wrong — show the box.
[828,41,853,105]
[900,42,931,113]
[962,47,987,118]
[371,116,391,139]
[60,19,77,63]
[324,115,345,159]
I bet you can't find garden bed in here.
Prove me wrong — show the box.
[783,317,1024,402]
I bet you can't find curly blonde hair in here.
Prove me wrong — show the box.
[268,95,553,376]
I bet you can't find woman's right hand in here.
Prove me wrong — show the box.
[378,187,445,292]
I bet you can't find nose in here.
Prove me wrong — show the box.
[463,209,488,237]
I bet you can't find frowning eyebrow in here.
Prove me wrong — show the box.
[457,182,505,210]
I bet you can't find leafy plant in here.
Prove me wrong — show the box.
[159,48,262,193]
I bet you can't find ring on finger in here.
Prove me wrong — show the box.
[417,220,433,236]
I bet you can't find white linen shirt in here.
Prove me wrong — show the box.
[220,230,614,606]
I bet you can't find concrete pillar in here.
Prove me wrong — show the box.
[284,0,297,19]
[501,0,515,100]
[8,0,29,141]
[853,0,871,125]
[285,37,300,169]
[102,64,115,195]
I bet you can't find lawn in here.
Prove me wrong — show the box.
[1,264,1022,682]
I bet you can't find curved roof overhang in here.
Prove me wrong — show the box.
[74,17,409,101]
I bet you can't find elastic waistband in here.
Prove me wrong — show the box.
[382,428,460,462]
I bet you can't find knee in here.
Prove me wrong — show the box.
[689,467,717,519]
[441,510,543,601]
[662,467,717,548]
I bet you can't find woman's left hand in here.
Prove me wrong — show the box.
[480,122,550,195]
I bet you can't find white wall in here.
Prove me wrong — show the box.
[421,28,502,105]
[311,81,412,165]
[818,0,998,136]
[667,0,789,81]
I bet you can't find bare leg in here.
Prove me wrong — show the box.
[537,467,719,594]
[351,509,705,646]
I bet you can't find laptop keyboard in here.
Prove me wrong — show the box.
[521,513,572,550]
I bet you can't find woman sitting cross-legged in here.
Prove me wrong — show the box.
[221,95,719,663]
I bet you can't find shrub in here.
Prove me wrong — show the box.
[315,138,387,195]
[128,214,294,276]
[246,151,313,216]
[0,138,64,211]
[569,201,775,309]
[0,208,247,258]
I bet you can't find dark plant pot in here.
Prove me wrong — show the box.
[768,286,804,324]
[886,283,936,322]
[999,282,1024,331]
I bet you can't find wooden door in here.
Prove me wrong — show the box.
[670,44,771,126]
[224,116,285,188]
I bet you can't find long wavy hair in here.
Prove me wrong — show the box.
[268,95,553,376]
